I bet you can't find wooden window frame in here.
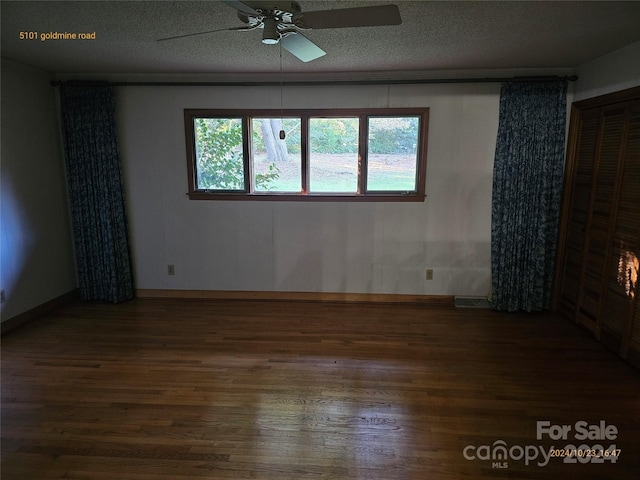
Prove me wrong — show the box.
[184,108,429,202]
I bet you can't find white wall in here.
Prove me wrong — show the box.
[118,82,499,296]
[0,58,77,322]
[573,41,640,102]
[1,42,637,315]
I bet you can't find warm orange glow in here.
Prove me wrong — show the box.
[617,249,639,298]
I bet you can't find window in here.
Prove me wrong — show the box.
[185,108,429,201]
[308,117,359,193]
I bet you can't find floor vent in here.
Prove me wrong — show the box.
[454,296,491,309]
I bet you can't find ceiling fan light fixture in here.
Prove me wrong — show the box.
[159,2,403,63]
[262,17,280,44]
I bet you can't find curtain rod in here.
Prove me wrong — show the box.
[51,75,578,88]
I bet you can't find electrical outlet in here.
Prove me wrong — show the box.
[425,269,433,280]
[168,265,175,275]
[0,289,6,303]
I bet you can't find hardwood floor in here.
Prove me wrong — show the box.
[2,298,640,479]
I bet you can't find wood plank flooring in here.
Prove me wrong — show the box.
[2,298,640,479]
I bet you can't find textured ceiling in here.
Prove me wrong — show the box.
[2,1,640,80]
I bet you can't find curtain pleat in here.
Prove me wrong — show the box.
[491,81,567,312]
[59,85,134,303]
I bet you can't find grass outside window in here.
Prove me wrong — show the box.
[185,108,429,201]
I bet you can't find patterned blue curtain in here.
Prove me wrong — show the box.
[491,81,567,312]
[59,85,134,303]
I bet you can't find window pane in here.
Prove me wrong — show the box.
[309,117,359,193]
[194,117,245,191]
[252,118,302,192]
[366,116,419,192]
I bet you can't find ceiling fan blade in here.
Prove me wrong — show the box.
[221,0,259,15]
[280,33,326,62]
[298,4,401,29]
[157,25,257,42]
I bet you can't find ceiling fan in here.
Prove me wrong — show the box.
[158,1,402,62]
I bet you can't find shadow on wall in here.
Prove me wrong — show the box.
[276,249,377,294]
[273,239,490,297]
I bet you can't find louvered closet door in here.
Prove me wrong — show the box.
[629,295,640,366]
[615,101,640,362]
[557,110,600,320]
[576,103,629,335]
[555,87,640,368]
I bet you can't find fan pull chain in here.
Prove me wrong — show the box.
[279,43,285,139]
